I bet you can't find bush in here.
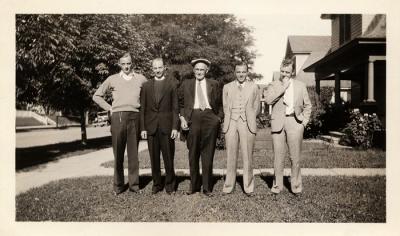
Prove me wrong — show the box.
[340,110,384,149]
[304,87,324,138]
[319,102,352,134]
[256,113,270,129]
[305,86,351,138]
[216,124,226,150]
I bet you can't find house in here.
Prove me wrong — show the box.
[285,35,331,86]
[284,35,352,103]
[272,71,280,82]
[304,14,386,126]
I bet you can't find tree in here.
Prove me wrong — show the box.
[16,14,153,144]
[132,14,261,84]
[16,14,260,144]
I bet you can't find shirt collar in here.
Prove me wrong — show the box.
[196,78,206,84]
[119,71,134,80]
[236,80,246,87]
[154,76,165,81]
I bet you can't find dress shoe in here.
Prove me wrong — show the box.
[114,184,128,195]
[202,191,214,197]
[245,192,255,197]
[114,190,125,196]
[292,191,302,197]
[129,188,142,194]
[270,186,281,194]
[152,188,162,195]
[185,190,198,195]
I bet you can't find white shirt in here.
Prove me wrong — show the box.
[236,80,246,89]
[194,79,211,109]
[119,71,133,81]
[283,79,294,115]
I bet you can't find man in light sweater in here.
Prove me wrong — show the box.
[93,53,147,195]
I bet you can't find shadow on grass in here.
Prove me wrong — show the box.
[141,175,224,192]
[16,136,112,171]
[139,176,194,192]
[259,175,292,192]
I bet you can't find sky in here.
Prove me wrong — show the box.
[236,14,331,84]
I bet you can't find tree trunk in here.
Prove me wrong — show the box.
[80,110,87,145]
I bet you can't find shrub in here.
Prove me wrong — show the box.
[304,87,324,138]
[216,124,226,150]
[304,86,352,138]
[319,102,352,134]
[340,110,384,149]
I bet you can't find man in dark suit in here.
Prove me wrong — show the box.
[140,58,179,194]
[178,58,223,197]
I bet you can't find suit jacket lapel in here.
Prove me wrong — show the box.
[150,79,156,105]
[206,79,212,105]
[243,82,253,105]
[190,78,196,108]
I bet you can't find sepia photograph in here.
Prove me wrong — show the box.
[2,0,400,235]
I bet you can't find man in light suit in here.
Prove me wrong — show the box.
[263,58,312,195]
[222,63,260,196]
[140,58,179,194]
[178,58,223,197]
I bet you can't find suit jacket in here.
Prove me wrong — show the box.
[264,79,312,132]
[140,76,179,135]
[178,78,224,124]
[222,81,260,134]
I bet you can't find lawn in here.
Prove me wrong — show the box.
[101,138,386,169]
[16,175,385,222]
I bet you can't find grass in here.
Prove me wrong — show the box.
[16,136,112,171]
[16,175,385,222]
[16,117,45,126]
[101,139,386,169]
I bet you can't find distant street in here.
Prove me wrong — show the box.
[16,126,111,148]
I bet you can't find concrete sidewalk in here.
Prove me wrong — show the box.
[16,140,385,195]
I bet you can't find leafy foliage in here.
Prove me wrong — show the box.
[304,86,325,138]
[304,86,351,138]
[341,110,384,149]
[16,14,259,143]
[132,14,261,84]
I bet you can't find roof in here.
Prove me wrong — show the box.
[287,36,331,54]
[304,37,386,73]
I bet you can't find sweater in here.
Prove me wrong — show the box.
[93,72,147,112]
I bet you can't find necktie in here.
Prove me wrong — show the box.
[197,80,207,110]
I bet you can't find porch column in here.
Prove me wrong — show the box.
[334,72,341,105]
[316,78,320,95]
[367,58,376,102]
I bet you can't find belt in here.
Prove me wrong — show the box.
[193,108,212,111]
[285,113,295,117]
